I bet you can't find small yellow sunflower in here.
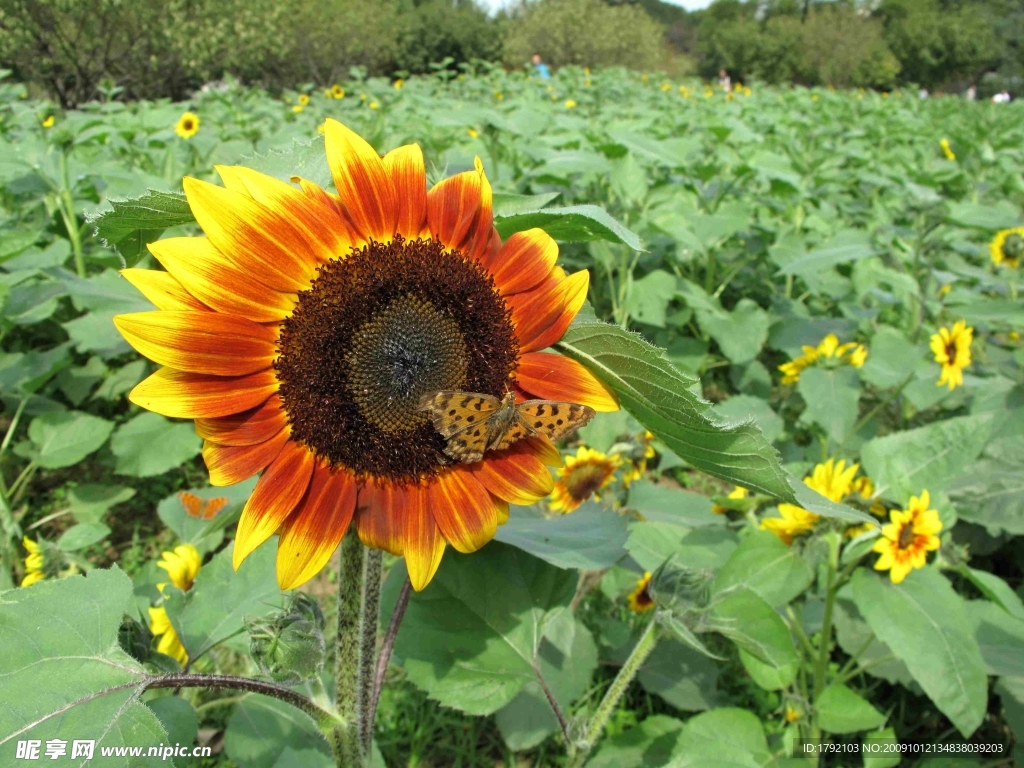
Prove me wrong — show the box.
[549,446,621,513]
[156,544,202,592]
[940,138,956,161]
[778,334,867,385]
[297,93,310,106]
[872,491,942,583]
[761,459,865,544]
[712,485,748,514]
[175,112,199,140]
[369,101,380,110]
[467,128,479,138]
[564,100,577,109]
[930,320,972,390]
[331,84,345,99]
[621,431,655,487]
[784,705,802,723]
[148,606,188,665]
[41,115,55,128]
[990,228,1023,269]
[114,120,617,593]
[494,91,504,101]
[292,105,304,113]
[21,537,46,587]
[627,571,655,613]
[393,79,404,90]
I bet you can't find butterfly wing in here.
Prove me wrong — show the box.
[502,400,596,449]
[419,391,502,438]
[179,491,202,518]
[201,496,230,520]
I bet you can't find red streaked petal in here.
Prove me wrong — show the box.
[120,268,208,312]
[516,352,619,412]
[202,427,289,486]
[276,463,357,590]
[233,441,315,569]
[428,468,497,554]
[194,395,287,446]
[148,237,295,323]
[182,176,318,293]
[130,368,278,419]
[463,158,495,263]
[522,435,564,468]
[402,483,446,591]
[323,119,397,241]
[114,311,277,376]
[490,229,558,296]
[509,270,590,353]
[494,496,510,525]
[471,443,554,505]
[355,479,405,555]
[382,144,427,239]
[426,164,483,253]
[475,227,503,271]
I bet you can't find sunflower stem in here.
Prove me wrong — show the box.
[332,530,366,767]
[567,619,659,768]
[368,575,411,734]
[358,548,383,754]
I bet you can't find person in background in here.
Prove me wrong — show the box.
[965,84,977,101]
[993,90,1011,103]
[718,68,732,93]
[532,54,550,79]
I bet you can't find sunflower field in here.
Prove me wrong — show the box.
[1,65,1023,768]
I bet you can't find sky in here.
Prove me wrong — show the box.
[479,0,714,13]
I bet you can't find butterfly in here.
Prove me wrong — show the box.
[419,390,595,464]
[178,492,229,521]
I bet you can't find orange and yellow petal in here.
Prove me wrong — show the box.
[276,463,357,589]
[233,442,315,569]
[202,427,290,486]
[401,483,446,591]
[428,468,498,554]
[516,352,618,412]
[382,144,427,238]
[355,480,406,556]
[194,395,288,446]
[120,268,209,312]
[490,229,559,297]
[148,237,296,323]
[471,443,554,505]
[114,311,277,376]
[426,165,485,254]
[130,368,278,419]
[323,119,397,241]
[509,270,590,353]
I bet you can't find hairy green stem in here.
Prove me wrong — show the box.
[332,530,365,767]
[358,548,383,753]
[568,620,659,768]
[58,151,86,278]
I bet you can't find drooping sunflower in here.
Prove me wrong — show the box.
[156,543,202,592]
[990,228,1023,269]
[778,334,867,385]
[761,458,865,544]
[175,112,199,140]
[549,446,621,514]
[21,537,46,587]
[930,319,973,390]
[627,571,655,613]
[872,491,942,583]
[114,120,618,592]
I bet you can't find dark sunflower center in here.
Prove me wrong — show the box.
[898,522,915,549]
[183,120,194,130]
[566,464,610,502]
[1003,234,1024,260]
[275,236,518,481]
[944,341,957,362]
[635,585,654,608]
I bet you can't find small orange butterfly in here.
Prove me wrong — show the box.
[178,492,229,521]
[419,390,595,464]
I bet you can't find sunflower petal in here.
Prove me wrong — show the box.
[402,483,446,591]
[114,311,277,376]
[491,229,558,296]
[355,480,405,555]
[194,394,288,446]
[509,269,590,353]
[516,351,619,412]
[182,176,318,292]
[130,368,278,419]
[149,237,295,323]
[428,468,497,554]
[121,268,209,312]
[426,165,483,253]
[202,427,289,486]
[233,441,315,569]
[471,444,554,505]
[276,463,357,590]
[382,144,427,238]
[323,119,397,241]
[522,435,564,467]
[463,157,495,263]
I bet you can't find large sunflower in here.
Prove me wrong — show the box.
[114,120,618,592]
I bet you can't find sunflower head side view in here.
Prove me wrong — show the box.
[113,119,619,593]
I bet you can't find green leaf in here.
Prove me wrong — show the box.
[0,228,42,263]
[156,480,255,554]
[964,599,1024,677]
[776,229,876,276]
[957,567,1024,620]
[224,695,329,768]
[863,727,900,768]
[68,483,136,524]
[494,205,643,250]
[57,522,111,551]
[93,359,148,401]
[861,414,994,503]
[832,597,914,685]
[0,568,168,762]
[945,200,1022,231]
[851,567,987,737]
[677,282,768,364]
[110,412,202,477]
[626,269,677,327]
[28,410,114,469]
[627,481,722,527]
[951,299,1024,328]
[637,639,722,711]
[89,190,196,267]
[712,530,813,608]
[947,452,1024,535]
[493,502,628,570]
[146,696,198,768]
[589,714,684,768]
[710,587,798,668]
[712,395,783,444]
[555,322,788,500]
[858,327,920,390]
[626,522,737,572]
[492,191,560,217]
[666,708,772,767]
[738,648,796,690]
[164,542,286,660]
[797,366,861,444]
[816,683,885,734]
[379,542,575,715]
[243,137,332,189]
